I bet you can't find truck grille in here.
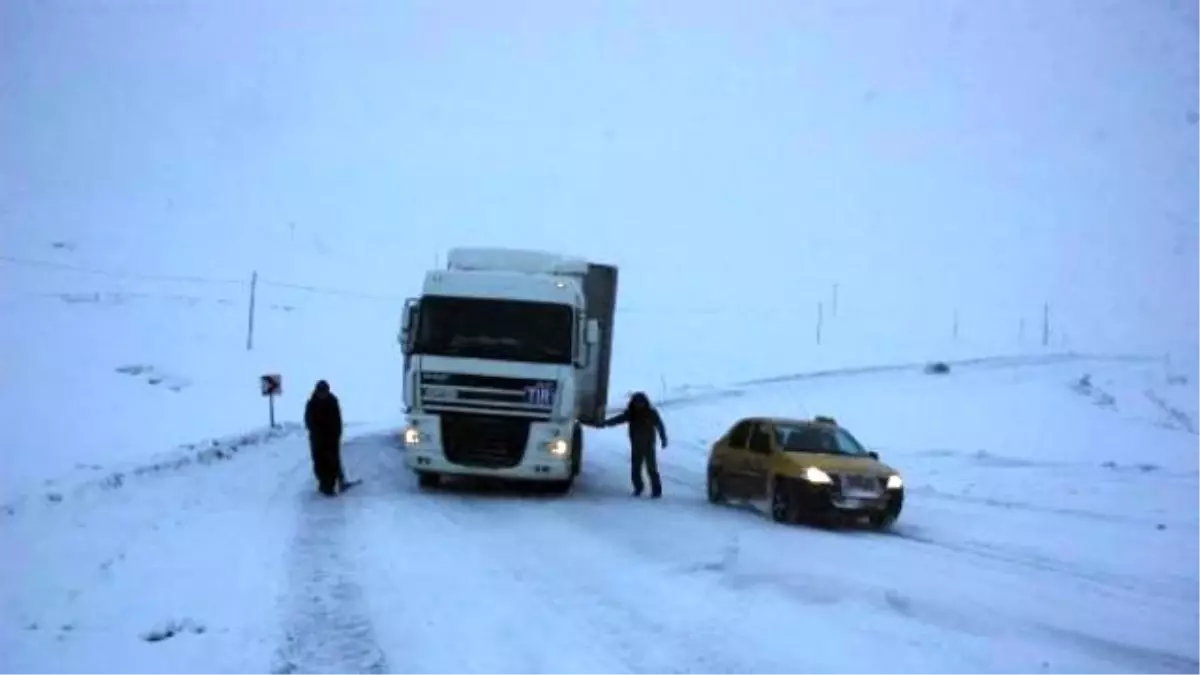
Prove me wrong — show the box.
[440,413,531,469]
[420,372,556,420]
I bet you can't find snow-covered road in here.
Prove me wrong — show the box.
[4,358,1197,673]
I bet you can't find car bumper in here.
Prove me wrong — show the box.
[794,481,904,516]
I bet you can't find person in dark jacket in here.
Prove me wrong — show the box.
[304,380,344,495]
[602,391,668,498]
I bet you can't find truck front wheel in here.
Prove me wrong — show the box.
[570,424,584,477]
[545,477,574,495]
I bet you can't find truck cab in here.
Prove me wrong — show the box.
[398,248,617,493]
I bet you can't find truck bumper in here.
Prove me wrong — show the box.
[401,413,575,481]
[406,450,574,480]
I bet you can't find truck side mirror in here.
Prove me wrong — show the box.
[400,298,418,354]
[585,319,600,345]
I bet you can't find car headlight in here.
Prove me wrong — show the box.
[804,466,833,484]
[545,438,569,457]
[887,474,903,489]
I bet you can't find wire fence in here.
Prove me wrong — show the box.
[3,252,1156,354]
[0,254,408,303]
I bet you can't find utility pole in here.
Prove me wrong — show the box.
[816,302,824,345]
[246,271,258,351]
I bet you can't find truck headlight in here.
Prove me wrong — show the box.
[887,474,903,489]
[403,426,423,446]
[545,438,569,457]
[804,466,833,484]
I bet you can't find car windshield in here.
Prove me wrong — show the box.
[774,423,871,457]
[413,295,573,365]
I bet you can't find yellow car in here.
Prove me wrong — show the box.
[706,415,904,529]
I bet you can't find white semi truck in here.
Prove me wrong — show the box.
[397,247,618,493]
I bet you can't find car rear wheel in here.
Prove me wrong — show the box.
[706,469,726,504]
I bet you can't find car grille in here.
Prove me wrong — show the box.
[835,474,884,494]
[440,412,531,469]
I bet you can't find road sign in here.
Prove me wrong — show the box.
[261,374,282,397]
[260,374,282,428]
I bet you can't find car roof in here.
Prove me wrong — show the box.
[735,416,840,429]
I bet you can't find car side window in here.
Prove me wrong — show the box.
[748,423,773,454]
[728,421,753,450]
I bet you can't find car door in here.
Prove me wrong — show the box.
[744,422,776,500]
[720,420,755,498]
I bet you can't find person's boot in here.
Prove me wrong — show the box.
[318,474,336,496]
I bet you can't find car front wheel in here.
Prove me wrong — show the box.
[869,503,901,530]
[770,478,801,524]
[706,469,726,504]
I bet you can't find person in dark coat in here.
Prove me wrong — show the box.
[602,391,668,498]
[304,380,344,495]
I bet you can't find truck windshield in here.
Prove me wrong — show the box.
[413,296,574,365]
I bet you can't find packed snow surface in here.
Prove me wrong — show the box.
[3,357,1196,673]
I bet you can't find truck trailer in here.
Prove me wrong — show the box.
[398,247,618,493]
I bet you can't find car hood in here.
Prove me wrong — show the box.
[783,452,898,477]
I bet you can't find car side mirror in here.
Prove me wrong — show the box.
[868,451,879,460]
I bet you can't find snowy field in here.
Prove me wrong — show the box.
[3,0,1198,672]
[7,257,1184,504]
[2,356,1197,673]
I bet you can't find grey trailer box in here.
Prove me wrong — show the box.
[577,263,618,426]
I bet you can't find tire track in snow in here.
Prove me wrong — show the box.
[577,452,1200,673]
[909,484,1155,525]
[881,525,1198,609]
[352,436,806,673]
[348,441,648,673]
[635,373,1192,605]
[323,352,1170,672]
[673,428,1195,612]
[420,476,799,673]
[272,442,388,674]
